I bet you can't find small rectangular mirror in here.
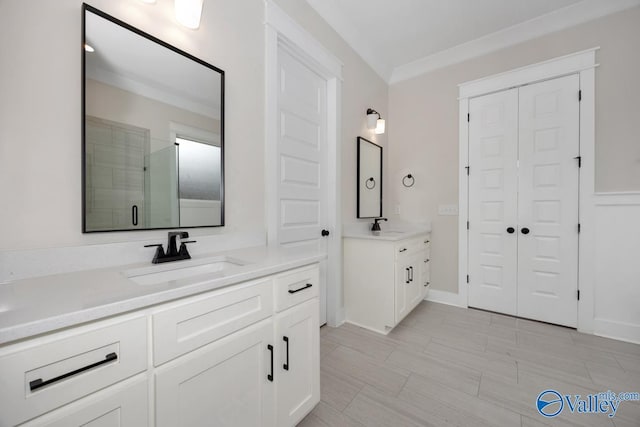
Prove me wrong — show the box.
[357,137,382,218]
[82,4,224,232]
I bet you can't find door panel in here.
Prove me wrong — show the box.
[517,75,579,327]
[277,47,326,249]
[395,259,410,323]
[277,44,328,324]
[468,89,519,316]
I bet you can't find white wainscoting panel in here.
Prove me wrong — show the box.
[591,193,640,344]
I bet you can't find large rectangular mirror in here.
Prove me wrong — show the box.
[357,137,382,218]
[82,4,224,232]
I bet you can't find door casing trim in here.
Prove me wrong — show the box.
[265,0,344,326]
[458,48,597,333]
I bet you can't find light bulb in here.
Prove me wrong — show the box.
[175,0,204,29]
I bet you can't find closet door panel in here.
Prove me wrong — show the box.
[468,88,519,316]
[517,75,579,327]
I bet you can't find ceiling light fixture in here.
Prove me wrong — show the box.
[366,108,385,134]
[175,0,204,29]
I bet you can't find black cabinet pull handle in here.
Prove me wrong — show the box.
[399,248,407,253]
[409,266,413,282]
[506,227,515,234]
[283,336,289,371]
[267,344,274,382]
[424,259,430,263]
[29,352,117,392]
[321,229,330,237]
[424,281,430,287]
[288,283,312,294]
[132,205,138,226]
[405,268,410,284]
[521,227,530,235]
[424,240,430,244]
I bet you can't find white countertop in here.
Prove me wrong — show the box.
[0,245,324,346]
[342,222,431,241]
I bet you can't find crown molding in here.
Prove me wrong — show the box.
[390,0,640,84]
[305,0,392,82]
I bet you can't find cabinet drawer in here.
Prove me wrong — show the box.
[395,235,429,260]
[20,376,148,427]
[0,316,147,427]
[153,278,273,366]
[274,265,319,312]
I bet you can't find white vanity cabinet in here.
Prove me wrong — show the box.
[344,233,431,334]
[0,262,320,427]
[154,264,320,427]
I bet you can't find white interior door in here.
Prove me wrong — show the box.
[468,88,519,316]
[276,44,328,325]
[517,75,579,327]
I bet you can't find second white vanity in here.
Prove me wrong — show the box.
[343,225,431,334]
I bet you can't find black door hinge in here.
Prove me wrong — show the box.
[466,274,469,284]
[467,221,469,230]
[574,156,582,168]
[577,290,580,300]
[578,90,582,101]
[467,113,470,122]
[578,223,581,233]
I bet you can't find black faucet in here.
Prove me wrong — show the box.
[144,231,196,264]
[371,217,388,231]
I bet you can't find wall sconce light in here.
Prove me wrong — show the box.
[175,0,204,29]
[366,108,385,134]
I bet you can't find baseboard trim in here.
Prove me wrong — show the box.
[344,320,390,336]
[425,289,467,308]
[593,318,640,345]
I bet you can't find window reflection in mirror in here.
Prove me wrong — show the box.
[82,5,224,232]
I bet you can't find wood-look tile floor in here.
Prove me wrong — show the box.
[298,301,640,427]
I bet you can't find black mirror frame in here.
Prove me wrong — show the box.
[81,3,225,233]
[356,136,383,219]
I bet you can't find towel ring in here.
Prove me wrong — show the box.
[365,177,376,189]
[402,174,415,188]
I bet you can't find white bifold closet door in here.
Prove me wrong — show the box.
[468,74,580,327]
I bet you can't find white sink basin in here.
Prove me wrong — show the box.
[124,256,247,286]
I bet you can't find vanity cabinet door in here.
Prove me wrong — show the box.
[395,259,412,323]
[155,319,275,427]
[274,298,320,427]
[407,253,423,309]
